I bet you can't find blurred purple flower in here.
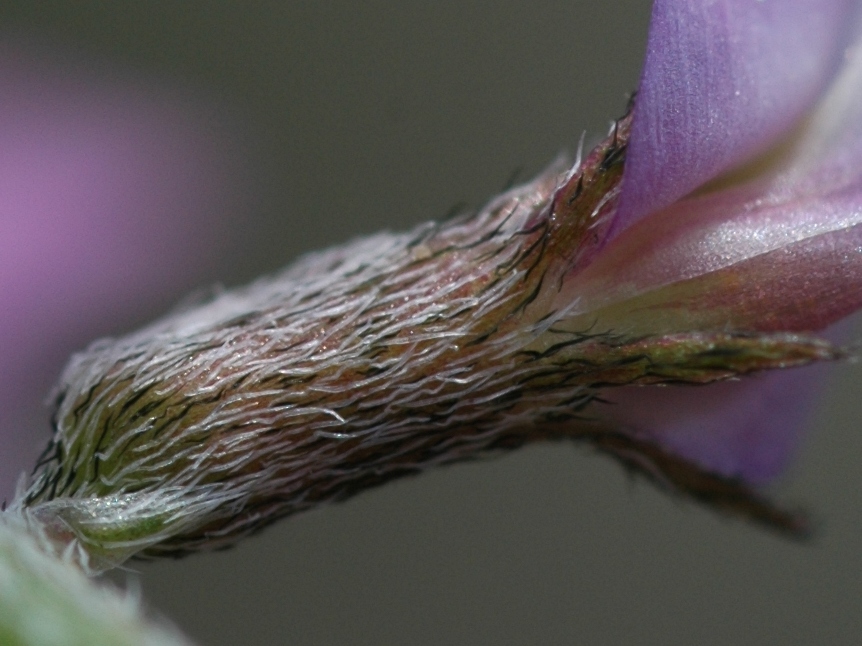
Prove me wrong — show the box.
[0,43,244,500]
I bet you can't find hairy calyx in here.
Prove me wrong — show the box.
[17,107,835,572]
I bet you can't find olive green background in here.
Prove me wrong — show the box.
[3,2,862,644]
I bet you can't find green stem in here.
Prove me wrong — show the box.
[0,513,192,646]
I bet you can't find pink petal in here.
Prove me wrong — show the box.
[612,0,853,238]
[556,184,862,337]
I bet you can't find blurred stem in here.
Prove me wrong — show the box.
[0,513,192,646]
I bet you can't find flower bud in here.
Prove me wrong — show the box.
[18,111,838,568]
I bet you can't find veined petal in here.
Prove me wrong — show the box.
[555,8,862,339]
[613,0,854,237]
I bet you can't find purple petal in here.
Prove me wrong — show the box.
[591,316,854,484]
[595,365,825,484]
[612,0,853,238]
[558,12,862,335]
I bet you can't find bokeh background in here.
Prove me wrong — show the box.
[1,2,861,644]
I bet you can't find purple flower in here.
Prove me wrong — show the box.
[12,0,862,566]
[578,0,862,485]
